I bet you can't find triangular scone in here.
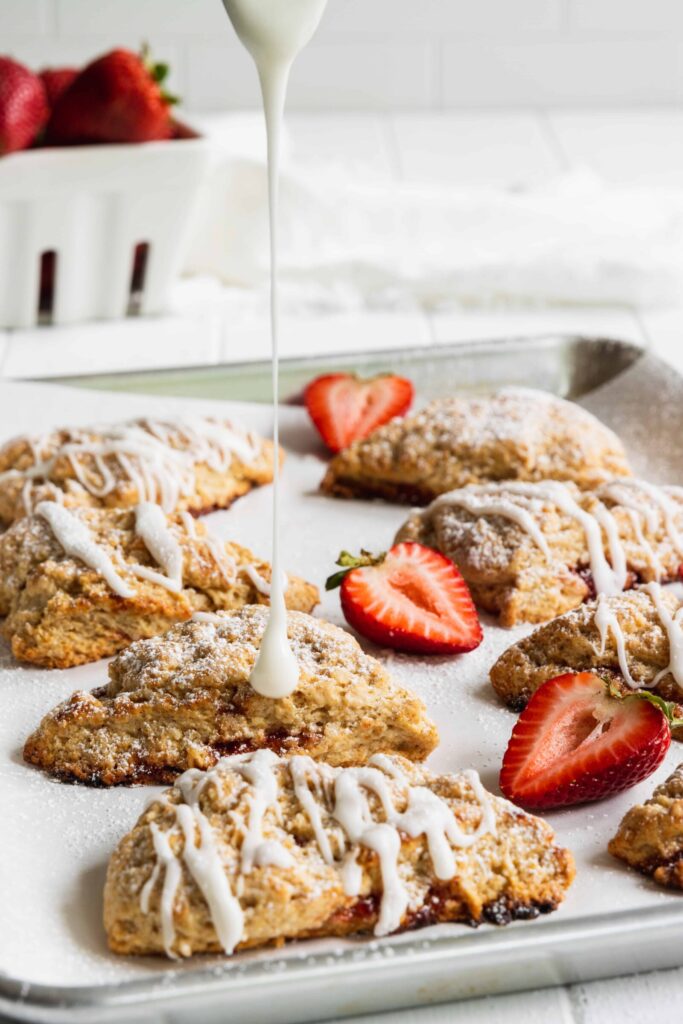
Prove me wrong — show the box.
[489,587,683,736]
[0,415,277,527]
[397,479,683,625]
[0,502,318,668]
[609,764,683,888]
[24,608,439,784]
[321,387,630,504]
[103,752,575,957]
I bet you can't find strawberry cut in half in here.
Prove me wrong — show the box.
[304,372,413,453]
[500,672,674,810]
[326,542,483,655]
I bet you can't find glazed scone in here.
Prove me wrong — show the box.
[0,501,318,669]
[397,479,683,626]
[321,387,631,504]
[489,586,683,737]
[0,415,277,526]
[609,764,683,888]
[103,751,575,957]
[24,607,439,785]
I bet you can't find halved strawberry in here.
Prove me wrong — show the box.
[304,372,413,453]
[326,542,483,654]
[500,672,674,810]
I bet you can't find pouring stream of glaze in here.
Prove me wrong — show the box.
[221,0,328,698]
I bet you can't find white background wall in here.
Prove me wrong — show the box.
[3,0,683,110]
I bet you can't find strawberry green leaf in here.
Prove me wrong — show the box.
[325,549,385,591]
[151,62,169,84]
[606,681,679,725]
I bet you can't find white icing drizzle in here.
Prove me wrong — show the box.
[243,564,273,597]
[241,564,288,598]
[36,501,135,598]
[35,497,248,600]
[148,822,183,959]
[191,611,224,624]
[2,417,260,514]
[178,510,237,585]
[623,507,664,581]
[423,481,632,596]
[594,584,683,692]
[132,502,184,593]
[600,478,683,559]
[368,753,410,786]
[139,856,160,915]
[421,485,551,559]
[233,750,293,874]
[203,534,237,585]
[594,593,639,688]
[222,0,329,703]
[174,768,245,955]
[340,848,362,896]
[140,753,496,954]
[289,756,336,864]
[644,582,683,689]
[179,510,198,539]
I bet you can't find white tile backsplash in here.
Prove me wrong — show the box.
[3,0,683,109]
[441,39,682,107]
[318,0,561,37]
[54,0,228,36]
[187,38,436,110]
[571,0,683,34]
[0,0,49,35]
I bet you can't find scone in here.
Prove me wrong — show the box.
[397,478,683,626]
[609,764,683,888]
[103,751,575,957]
[0,415,276,526]
[24,607,439,784]
[490,585,683,736]
[0,501,318,668]
[321,387,630,504]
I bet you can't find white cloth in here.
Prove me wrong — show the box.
[183,115,683,310]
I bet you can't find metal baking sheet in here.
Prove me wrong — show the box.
[3,336,683,1024]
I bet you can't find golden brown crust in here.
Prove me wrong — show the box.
[321,388,631,504]
[0,417,277,527]
[396,480,683,626]
[609,764,683,888]
[103,754,575,957]
[24,607,439,784]
[489,589,683,736]
[0,506,318,668]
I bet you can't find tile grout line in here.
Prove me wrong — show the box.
[380,112,405,182]
[535,108,574,173]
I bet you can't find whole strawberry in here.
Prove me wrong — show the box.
[0,56,49,155]
[45,47,175,146]
[40,67,78,109]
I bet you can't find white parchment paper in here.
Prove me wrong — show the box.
[0,375,680,991]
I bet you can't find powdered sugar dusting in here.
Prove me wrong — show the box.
[2,375,683,992]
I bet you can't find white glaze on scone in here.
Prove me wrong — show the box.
[490,586,683,736]
[24,608,438,782]
[103,752,575,958]
[0,416,276,525]
[397,478,683,625]
[0,506,318,668]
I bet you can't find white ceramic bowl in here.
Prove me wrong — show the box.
[0,132,210,328]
